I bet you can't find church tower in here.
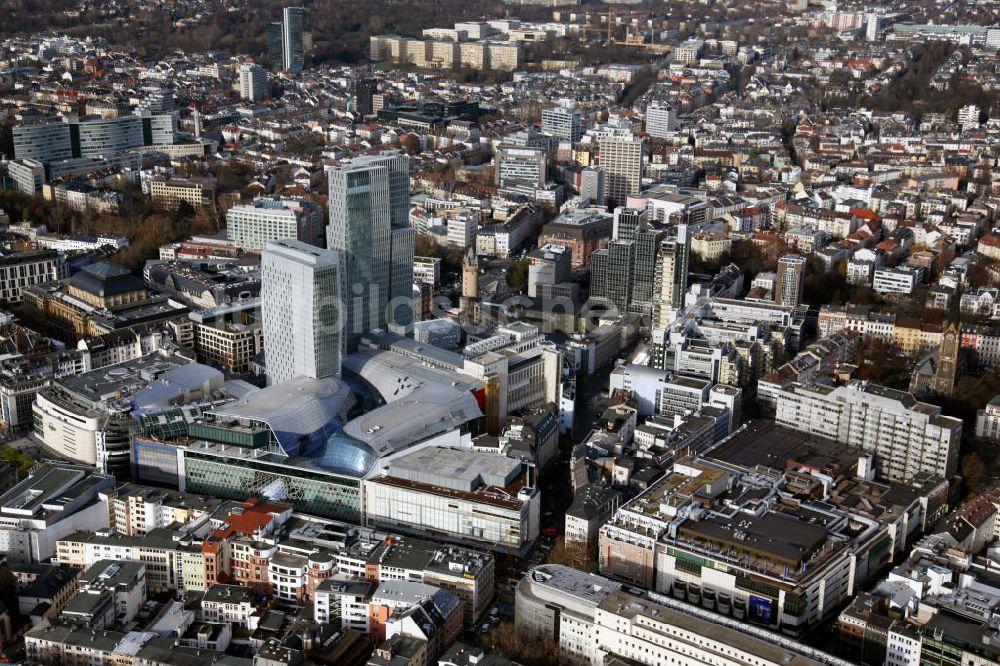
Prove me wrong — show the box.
[931,322,960,395]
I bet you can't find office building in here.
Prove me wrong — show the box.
[651,225,690,327]
[226,196,324,251]
[7,158,45,195]
[538,208,613,268]
[261,238,343,384]
[13,114,177,164]
[190,300,264,374]
[365,447,540,554]
[775,254,806,307]
[527,243,571,298]
[516,564,623,663]
[327,152,412,350]
[872,265,923,295]
[773,380,962,482]
[446,213,478,249]
[355,77,378,116]
[496,146,546,188]
[58,116,145,157]
[597,452,931,636]
[11,123,73,163]
[412,256,440,286]
[150,178,215,210]
[579,167,605,206]
[541,107,583,142]
[590,240,633,313]
[599,135,643,208]
[238,63,267,102]
[0,464,114,563]
[516,565,843,666]
[0,250,66,303]
[645,102,677,138]
[976,395,1000,441]
[267,22,284,66]
[32,351,224,473]
[282,7,306,72]
[70,560,147,628]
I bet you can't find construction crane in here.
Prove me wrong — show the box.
[580,6,628,43]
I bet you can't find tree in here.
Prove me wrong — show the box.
[505,258,530,293]
[488,620,561,665]
[961,451,987,491]
[399,134,421,155]
[172,201,196,225]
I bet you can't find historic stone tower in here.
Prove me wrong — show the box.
[461,247,479,322]
[931,322,960,395]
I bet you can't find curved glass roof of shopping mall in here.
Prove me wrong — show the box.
[208,376,358,458]
[206,362,484,479]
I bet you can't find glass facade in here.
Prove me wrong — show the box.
[183,451,362,521]
[132,438,182,486]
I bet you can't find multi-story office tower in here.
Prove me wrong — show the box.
[612,206,644,243]
[13,115,177,163]
[630,230,666,314]
[388,225,415,332]
[601,207,664,313]
[239,64,268,102]
[354,78,377,116]
[541,107,583,142]
[136,88,174,114]
[355,151,410,228]
[282,7,306,72]
[599,135,643,208]
[73,116,144,157]
[261,239,343,384]
[267,22,284,66]
[327,152,412,349]
[496,147,546,189]
[652,225,689,327]
[776,254,807,307]
[645,102,677,139]
[139,111,178,146]
[958,104,981,130]
[10,124,74,163]
[226,197,323,251]
[590,241,633,313]
[350,152,413,332]
[579,167,605,206]
[773,380,962,482]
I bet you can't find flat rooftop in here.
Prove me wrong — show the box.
[383,447,522,492]
[708,420,863,475]
[599,590,830,666]
[678,511,829,567]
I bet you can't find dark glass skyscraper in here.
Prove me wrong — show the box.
[327,152,413,350]
[282,7,305,73]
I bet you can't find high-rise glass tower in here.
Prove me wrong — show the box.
[261,239,343,385]
[592,207,664,315]
[652,224,690,328]
[282,7,305,72]
[327,152,413,350]
[267,22,284,68]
